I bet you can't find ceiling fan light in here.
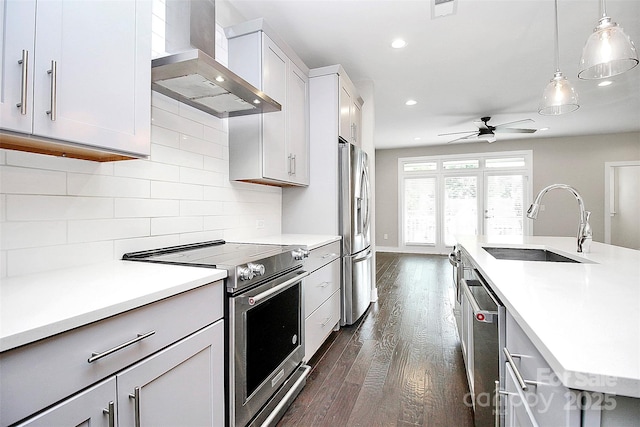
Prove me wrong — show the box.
[539,71,580,115]
[578,17,639,79]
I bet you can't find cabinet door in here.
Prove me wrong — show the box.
[351,100,362,146]
[339,83,352,142]
[117,320,225,427]
[31,0,150,156]
[0,0,36,134]
[261,36,288,182]
[16,377,116,427]
[504,363,539,427]
[287,62,309,185]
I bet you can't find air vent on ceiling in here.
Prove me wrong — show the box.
[432,0,457,18]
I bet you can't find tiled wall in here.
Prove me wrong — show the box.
[0,92,282,278]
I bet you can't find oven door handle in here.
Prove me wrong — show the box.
[461,278,498,323]
[246,271,310,306]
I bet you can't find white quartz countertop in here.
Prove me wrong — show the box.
[455,235,640,398]
[0,261,226,352]
[239,234,341,250]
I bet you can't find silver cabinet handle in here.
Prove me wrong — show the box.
[88,331,155,363]
[321,252,338,259]
[494,380,500,427]
[503,347,528,391]
[46,60,57,121]
[129,386,141,427]
[318,281,331,288]
[17,50,29,114]
[247,271,309,306]
[103,401,115,427]
[291,154,297,175]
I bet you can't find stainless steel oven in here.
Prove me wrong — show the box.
[123,240,312,427]
[228,267,310,427]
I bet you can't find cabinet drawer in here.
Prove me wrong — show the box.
[505,313,580,427]
[0,281,223,426]
[305,240,341,273]
[305,289,340,362]
[304,258,340,317]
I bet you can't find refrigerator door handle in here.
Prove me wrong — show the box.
[353,249,373,263]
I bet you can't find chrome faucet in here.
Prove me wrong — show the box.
[527,184,592,253]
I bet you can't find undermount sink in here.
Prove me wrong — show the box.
[483,247,582,263]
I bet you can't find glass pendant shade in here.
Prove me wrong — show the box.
[539,71,580,115]
[578,16,639,79]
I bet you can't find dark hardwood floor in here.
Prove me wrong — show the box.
[278,252,474,427]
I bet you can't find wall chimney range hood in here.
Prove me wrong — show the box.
[151,0,281,118]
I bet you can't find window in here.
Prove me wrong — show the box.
[399,151,532,253]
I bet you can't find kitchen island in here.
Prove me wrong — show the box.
[455,235,640,425]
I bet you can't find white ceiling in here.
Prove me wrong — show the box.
[224,0,640,149]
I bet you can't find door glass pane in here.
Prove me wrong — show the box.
[444,176,478,246]
[404,177,436,244]
[486,175,524,236]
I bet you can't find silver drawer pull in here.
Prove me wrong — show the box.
[503,347,529,391]
[322,252,338,259]
[129,386,141,427]
[46,60,57,120]
[88,331,155,363]
[318,281,331,288]
[17,50,28,114]
[103,401,115,427]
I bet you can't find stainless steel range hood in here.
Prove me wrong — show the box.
[151,0,280,118]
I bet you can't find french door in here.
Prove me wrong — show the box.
[400,152,531,254]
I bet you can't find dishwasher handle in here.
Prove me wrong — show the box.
[461,278,497,323]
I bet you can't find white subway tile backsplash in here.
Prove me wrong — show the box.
[68,173,150,198]
[179,134,225,158]
[150,143,203,169]
[7,241,113,277]
[0,221,67,249]
[151,181,203,200]
[151,125,180,148]
[6,195,113,221]
[1,165,66,195]
[180,167,223,187]
[0,94,282,277]
[151,216,203,235]
[68,218,150,243]
[180,200,223,217]
[115,198,179,218]
[113,158,179,181]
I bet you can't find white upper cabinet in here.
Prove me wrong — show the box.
[338,76,363,146]
[226,20,310,187]
[0,0,151,159]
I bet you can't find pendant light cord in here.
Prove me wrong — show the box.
[600,0,607,19]
[554,0,560,73]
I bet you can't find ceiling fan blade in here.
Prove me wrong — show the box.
[473,120,490,130]
[446,133,477,143]
[494,128,537,134]
[438,130,478,136]
[493,119,535,129]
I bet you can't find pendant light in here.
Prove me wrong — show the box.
[578,0,639,79]
[539,0,579,115]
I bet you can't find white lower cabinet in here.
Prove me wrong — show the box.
[16,378,117,427]
[2,281,225,427]
[303,241,341,361]
[503,312,580,427]
[117,321,224,427]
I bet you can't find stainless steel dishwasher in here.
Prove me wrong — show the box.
[461,269,506,427]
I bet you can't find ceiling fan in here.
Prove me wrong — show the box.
[439,116,537,143]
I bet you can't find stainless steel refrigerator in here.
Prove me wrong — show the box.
[339,139,372,325]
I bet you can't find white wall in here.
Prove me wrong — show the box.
[0,92,282,278]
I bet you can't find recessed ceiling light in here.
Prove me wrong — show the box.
[391,39,407,49]
[414,137,422,141]
[215,76,225,83]
[405,99,417,106]
[539,127,550,131]
[598,80,613,87]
